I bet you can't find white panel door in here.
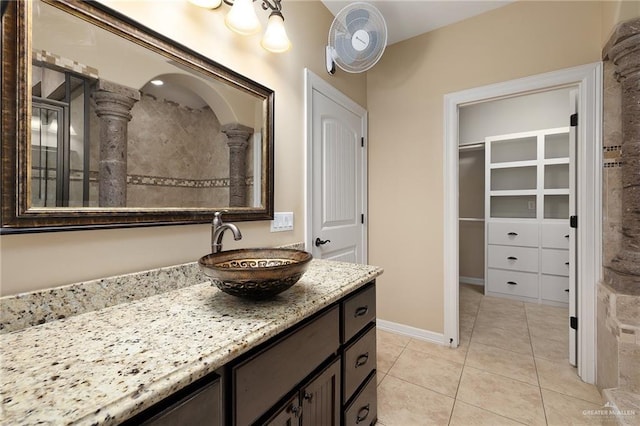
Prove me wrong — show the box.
[569,90,578,366]
[311,89,365,263]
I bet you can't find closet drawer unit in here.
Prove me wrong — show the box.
[343,324,376,404]
[541,249,570,276]
[487,269,538,299]
[487,245,539,273]
[541,274,570,303]
[487,222,538,247]
[541,223,570,249]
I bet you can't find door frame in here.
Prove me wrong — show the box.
[443,62,602,383]
[303,69,368,260]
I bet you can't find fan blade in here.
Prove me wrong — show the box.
[334,36,356,65]
[360,31,378,59]
[345,8,369,34]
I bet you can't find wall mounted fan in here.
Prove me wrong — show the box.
[326,2,387,74]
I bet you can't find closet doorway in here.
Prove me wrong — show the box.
[458,88,577,369]
[443,63,602,384]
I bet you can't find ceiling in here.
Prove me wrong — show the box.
[320,0,515,45]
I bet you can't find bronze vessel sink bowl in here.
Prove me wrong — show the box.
[198,248,313,300]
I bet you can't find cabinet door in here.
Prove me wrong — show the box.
[265,396,301,426]
[301,359,341,426]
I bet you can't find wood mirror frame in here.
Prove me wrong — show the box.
[1,0,274,233]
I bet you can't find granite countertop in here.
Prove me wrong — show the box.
[0,259,383,425]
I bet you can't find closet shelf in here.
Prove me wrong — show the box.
[459,217,485,222]
[490,160,537,169]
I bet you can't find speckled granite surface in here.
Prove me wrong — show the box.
[0,242,306,334]
[0,259,382,425]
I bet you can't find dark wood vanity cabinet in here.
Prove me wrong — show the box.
[124,281,377,426]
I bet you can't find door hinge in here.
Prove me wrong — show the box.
[361,137,365,147]
[361,214,364,224]
[570,113,578,127]
[570,215,578,228]
[570,316,578,330]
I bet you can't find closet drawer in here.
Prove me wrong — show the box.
[541,223,570,249]
[541,249,570,276]
[487,222,538,247]
[487,269,538,299]
[487,245,539,273]
[541,274,570,303]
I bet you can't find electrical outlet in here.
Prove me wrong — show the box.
[270,212,294,232]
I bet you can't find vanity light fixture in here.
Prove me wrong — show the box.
[188,0,291,53]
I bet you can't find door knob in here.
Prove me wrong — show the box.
[315,237,331,246]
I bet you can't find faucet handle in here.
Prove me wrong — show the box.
[213,211,225,226]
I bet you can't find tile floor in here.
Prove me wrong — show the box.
[375,284,606,425]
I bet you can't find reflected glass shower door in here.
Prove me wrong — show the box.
[31,103,64,207]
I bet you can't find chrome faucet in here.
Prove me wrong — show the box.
[211,212,242,253]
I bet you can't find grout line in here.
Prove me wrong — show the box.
[526,303,550,426]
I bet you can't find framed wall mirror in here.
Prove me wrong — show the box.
[1,0,274,232]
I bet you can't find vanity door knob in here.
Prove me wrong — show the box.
[315,237,331,247]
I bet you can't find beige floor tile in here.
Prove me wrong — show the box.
[531,334,569,363]
[450,400,526,426]
[457,366,546,426]
[529,322,567,343]
[377,375,455,426]
[406,337,468,365]
[377,372,386,386]
[466,341,538,385]
[471,321,533,355]
[541,388,606,426]
[387,347,463,397]
[475,310,529,334]
[377,329,411,348]
[525,302,568,320]
[536,358,603,404]
[376,339,404,374]
[481,296,526,313]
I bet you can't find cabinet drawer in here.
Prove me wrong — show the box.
[487,245,539,273]
[342,285,376,343]
[344,373,377,426]
[343,324,376,404]
[233,306,339,426]
[487,222,538,247]
[541,249,570,276]
[541,275,570,303]
[541,223,570,249]
[487,269,538,299]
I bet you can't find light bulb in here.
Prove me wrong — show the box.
[225,0,261,36]
[187,0,222,9]
[261,13,291,53]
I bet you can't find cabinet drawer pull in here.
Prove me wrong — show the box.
[356,404,370,424]
[564,234,570,238]
[565,262,570,265]
[355,352,369,368]
[507,232,518,236]
[507,281,518,285]
[507,256,518,260]
[354,306,369,317]
[565,289,570,292]
[290,404,301,417]
[303,391,313,402]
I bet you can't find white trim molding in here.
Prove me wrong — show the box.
[443,62,602,383]
[460,276,485,286]
[376,319,446,345]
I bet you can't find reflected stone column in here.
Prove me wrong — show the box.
[604,18,640,292]
[92,80,140,207]
[222,123,253,207]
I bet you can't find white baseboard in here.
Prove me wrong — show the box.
[460,276,484,286]
[376,319,446,345]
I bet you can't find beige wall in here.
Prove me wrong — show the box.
[0,0,367,296]
[601,0,640,45]
[367,1,603,333]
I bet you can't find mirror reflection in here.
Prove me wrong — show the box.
[31,0,264,210]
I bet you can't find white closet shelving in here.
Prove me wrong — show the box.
[484,127,571,306]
